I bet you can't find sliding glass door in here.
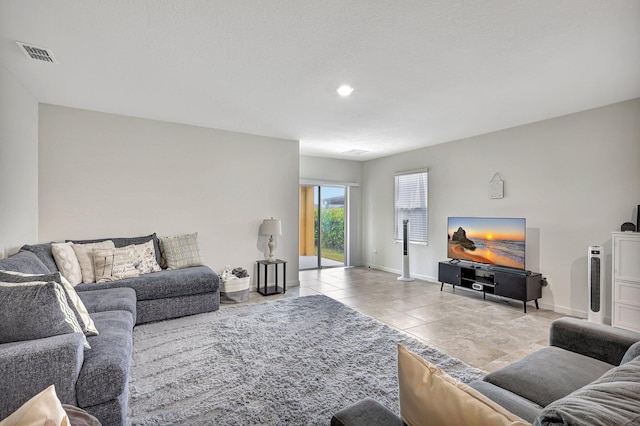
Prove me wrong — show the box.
[299,185,345,270]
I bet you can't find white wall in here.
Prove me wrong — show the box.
[363,98,640,318]
[39,104,300,285]
[299,156,364,266]
[299,156,363,184]
[0,65,39,257]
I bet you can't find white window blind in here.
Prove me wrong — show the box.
[394,170,428,244]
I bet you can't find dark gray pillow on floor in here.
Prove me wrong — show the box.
[0,281,85,345]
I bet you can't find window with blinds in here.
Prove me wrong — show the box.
[394,170,428,244]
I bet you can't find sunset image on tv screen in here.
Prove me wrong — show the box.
[447,217,526,269]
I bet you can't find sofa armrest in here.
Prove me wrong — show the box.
[331,398,404,426]
[550,317,640,365]
[0,333,85,419]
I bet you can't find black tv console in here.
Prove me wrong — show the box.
[438,261,542,313]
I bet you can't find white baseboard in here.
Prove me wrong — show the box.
[367,265,437,283]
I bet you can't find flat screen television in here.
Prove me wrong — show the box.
[447,217,526,270]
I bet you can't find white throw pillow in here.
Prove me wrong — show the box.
[51,242,83,285]
[92,246,140,283]
[130,240,161,274]
[71,241,115,283]
[0,385,69,426]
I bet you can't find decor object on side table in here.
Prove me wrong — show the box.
[259,218,282,262]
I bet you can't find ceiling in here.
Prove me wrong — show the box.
[1,1,639,161]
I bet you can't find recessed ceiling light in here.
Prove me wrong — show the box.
[337,85,354,97]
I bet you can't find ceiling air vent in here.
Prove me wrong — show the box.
[16,42,58,64]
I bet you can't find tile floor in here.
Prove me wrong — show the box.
[233,266,565,372]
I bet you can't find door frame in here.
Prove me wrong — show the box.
[299,179,358,270]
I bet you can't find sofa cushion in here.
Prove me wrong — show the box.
[19,243,58,273]
[0,280,88,348]
[67,234,162,268]
[397,344,528,426]
[74,266,218,301]
[78,287,137,319]
[76,310,133,408]
[331,398,404,426]
[159,233,203,270]
[0,270,98,337]
[469,381,542,424]
[550,317,640,366]
[534,357,640,426]
[51,242,83,285]
[483,346,614,408]
[0,251,51,275]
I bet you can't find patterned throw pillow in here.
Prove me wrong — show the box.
[0,280,90,349]
[130,240,162,275]
[51,242,83,285]
[0,270,98,336]
[71,241,115,283]
[159,233,204,270]
[92,246,141,283]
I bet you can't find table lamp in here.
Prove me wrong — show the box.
[260,218,282,262]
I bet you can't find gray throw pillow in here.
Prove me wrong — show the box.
[0,271,96,337]
[0,250,51,275]
[19,243,58,273]
[0,281,89,348]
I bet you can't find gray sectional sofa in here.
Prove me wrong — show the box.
[0,238,220,425]
[331,317,640,425]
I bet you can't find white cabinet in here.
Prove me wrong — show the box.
[612,232,640,332]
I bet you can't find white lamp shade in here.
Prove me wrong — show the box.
[260,218,282,236]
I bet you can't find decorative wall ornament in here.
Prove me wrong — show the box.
[489,173,504,199]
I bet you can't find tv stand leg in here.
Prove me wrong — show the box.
[440,282,444,291]
[483,291,486,300]
[523,301,527,313]
[535,299,539,310]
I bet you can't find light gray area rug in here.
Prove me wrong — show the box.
[128,295,485,425]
